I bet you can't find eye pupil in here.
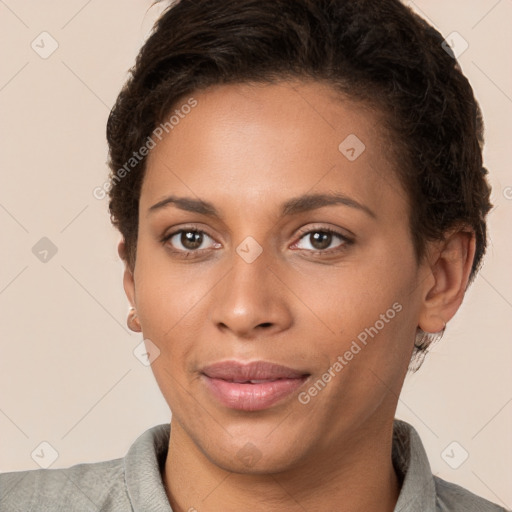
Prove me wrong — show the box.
[310,231,332,250]
[182,231,203,250]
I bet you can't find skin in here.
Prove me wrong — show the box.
[120,80,475,512]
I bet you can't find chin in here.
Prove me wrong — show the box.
[203,438,308,475]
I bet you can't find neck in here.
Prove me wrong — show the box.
[163,418,401,512]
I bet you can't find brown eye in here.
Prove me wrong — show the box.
[293,228,350,253]
[180,231,203,250]
[165,229,217,253]
[309,231,332,250]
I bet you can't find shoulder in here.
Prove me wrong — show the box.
[0,457,130,512]
[434,475,509,512]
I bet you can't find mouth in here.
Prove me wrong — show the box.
[201,360,310,411]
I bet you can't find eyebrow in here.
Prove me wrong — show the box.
[148,192,376,219]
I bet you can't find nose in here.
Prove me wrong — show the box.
[209,247,293,339]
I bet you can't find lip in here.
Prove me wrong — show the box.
[201,360,310,411]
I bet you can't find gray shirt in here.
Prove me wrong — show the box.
[0,419,507,511]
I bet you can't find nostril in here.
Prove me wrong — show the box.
[258,322,273,328]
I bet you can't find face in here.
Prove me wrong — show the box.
[125,80,430,473]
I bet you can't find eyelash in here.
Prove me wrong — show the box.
[161,225,353,259]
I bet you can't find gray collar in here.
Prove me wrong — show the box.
[393,419,437,511]
[124,422,173,512]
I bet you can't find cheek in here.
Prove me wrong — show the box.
[294,248,419,398]
[291,248,413,339]
[133,235,212,334]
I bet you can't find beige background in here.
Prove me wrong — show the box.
[0,0,511,507]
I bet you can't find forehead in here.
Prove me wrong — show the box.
[141,80,407,220]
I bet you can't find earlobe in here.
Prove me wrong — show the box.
[418,229,476,333]
[127,306,142,332]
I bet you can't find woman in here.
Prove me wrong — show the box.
[0,0,507,510]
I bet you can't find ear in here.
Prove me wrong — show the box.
[418,229,476,333]
[118,239,136,308]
